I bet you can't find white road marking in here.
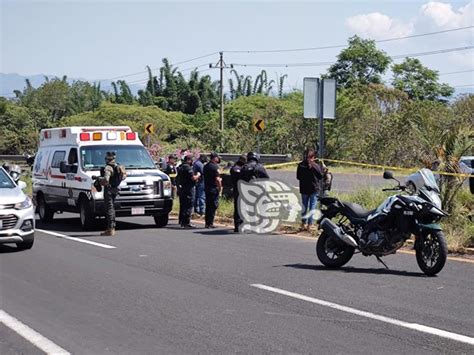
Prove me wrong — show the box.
[0,310,70,354]
[37,229,116,249]
[251,284,474,346]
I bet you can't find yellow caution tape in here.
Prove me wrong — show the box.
[166,159,471,179]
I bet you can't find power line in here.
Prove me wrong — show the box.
[439,69,474,76]
[231,45,474,68]
[224,25,474,54]
[106,52,218,81]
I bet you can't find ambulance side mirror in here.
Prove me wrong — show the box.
[59,161,69,174]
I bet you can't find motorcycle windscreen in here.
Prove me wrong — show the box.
[406,168,442,208]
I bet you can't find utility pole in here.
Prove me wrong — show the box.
[209,52,232,130]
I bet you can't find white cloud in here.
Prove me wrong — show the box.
[420,1,473,29]
[346,12,415,39]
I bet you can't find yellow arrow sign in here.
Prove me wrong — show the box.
[253,117,265,133]
[144,123,154,134]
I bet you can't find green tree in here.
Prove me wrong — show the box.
[326,35,392,89]
[392,57,454,102]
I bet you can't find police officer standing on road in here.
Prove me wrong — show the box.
[164,154,178,198]
[100,151,119,236]
[230,154,246,232]
[177,154,201,228]
[193,154,207,217]
[203,152,222,228]
[240,152,269,182]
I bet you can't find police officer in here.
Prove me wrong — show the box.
[193,154,207,216]
[240,152,269,182]
[100,151,119,236]
[164,154,178,198]
[203,152,222,228]
[177,154,201,228]
[230,154,246,232]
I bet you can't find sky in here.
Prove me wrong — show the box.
[1,0,473,93]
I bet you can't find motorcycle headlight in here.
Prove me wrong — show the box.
[14,197,32,210]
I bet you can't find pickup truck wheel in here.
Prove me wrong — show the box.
[153,214,169,228]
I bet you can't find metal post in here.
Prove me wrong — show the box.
[318,79,325,193]
[219,51,224,130]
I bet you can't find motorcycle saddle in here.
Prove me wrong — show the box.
[342,202,373,218]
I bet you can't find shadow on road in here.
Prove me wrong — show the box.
[0,244,23,254]
[282,263,426,277]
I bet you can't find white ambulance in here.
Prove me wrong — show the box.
[32,126,173,230]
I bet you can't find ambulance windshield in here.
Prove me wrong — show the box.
[80,145,155,170]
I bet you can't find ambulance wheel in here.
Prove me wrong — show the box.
[38,195,54,222]
[153,214,169,228]
[79,197,96,230]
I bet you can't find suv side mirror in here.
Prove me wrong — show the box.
[18,181,27,190]
[59,161,69,174]
[383,170,394,180]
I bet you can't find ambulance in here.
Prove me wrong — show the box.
[32,126,173,230]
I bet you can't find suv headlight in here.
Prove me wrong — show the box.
[15,197,32,210]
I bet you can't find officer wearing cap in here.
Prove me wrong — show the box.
[230,154,246,232]
[177,154,201,228]
[100,151,118,236]
[203,152,222,228]
[240,152,269,182]
[164,154,178,198]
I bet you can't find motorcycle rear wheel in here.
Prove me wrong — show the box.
[416,230,448,276]
[316,231,355,268]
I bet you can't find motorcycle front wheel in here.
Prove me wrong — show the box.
[416,230,448,276]
[316,231,355,268]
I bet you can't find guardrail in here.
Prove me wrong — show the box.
[0,155,27,162]
[217,153,292,165]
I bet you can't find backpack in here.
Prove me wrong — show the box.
[110,165,127,188]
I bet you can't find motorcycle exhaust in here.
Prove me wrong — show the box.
[320,218,358,248]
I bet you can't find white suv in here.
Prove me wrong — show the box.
[0,167,35,250]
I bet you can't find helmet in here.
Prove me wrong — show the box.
[247,152,260,163]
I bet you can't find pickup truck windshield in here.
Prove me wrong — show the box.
[80,145,156,171]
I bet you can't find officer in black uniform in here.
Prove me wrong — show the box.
[203,152,222,228]
[177,154,201,228]
[230,154,246,232]
[240,152,269,182]
[164,154,178,198]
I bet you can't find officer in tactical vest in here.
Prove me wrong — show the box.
[230,154,246,232]
[100,151,119,236]
[240,152,269,182]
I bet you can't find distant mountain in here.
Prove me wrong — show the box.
[0,73,146,97]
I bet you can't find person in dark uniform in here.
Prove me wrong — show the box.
[240,152,269,182]
[193,154,207,216]
[164,154,178,198]
[99,152,119,236]
[203,152,222,228]
[230,154,246,232]
[177,154,201,228]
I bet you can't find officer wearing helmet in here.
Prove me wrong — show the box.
[240,152,269,182]
[99,151,119,236]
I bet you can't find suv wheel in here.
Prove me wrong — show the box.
[153,214,169,228]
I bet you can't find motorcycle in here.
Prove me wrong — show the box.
[316,168,449,276]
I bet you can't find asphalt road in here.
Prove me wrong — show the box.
[1,213,473,354]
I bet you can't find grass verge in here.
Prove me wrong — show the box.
[173,188,474,253]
